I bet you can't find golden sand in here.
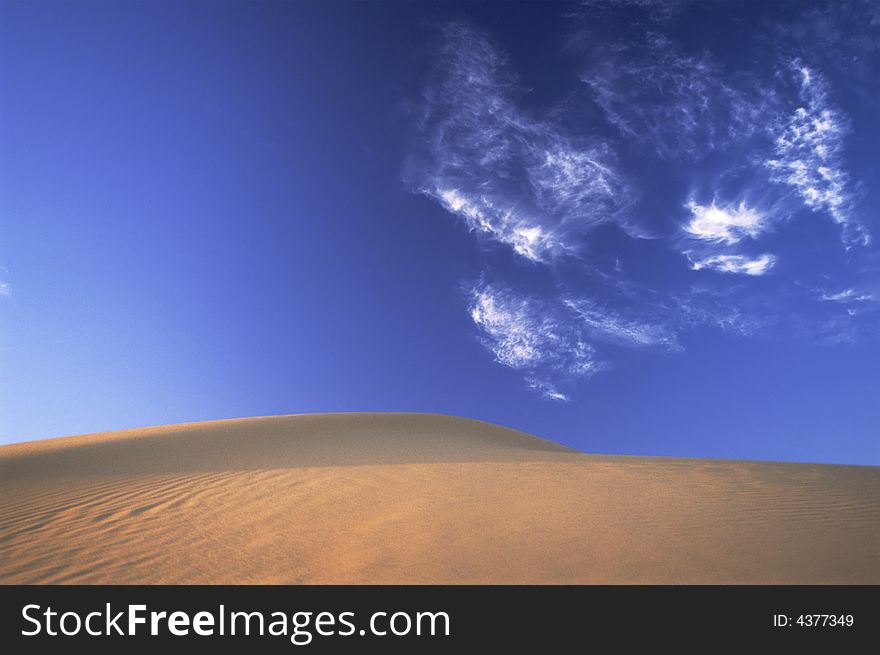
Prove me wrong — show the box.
[1,413,877,583]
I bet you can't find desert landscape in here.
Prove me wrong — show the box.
[1,413,877,584]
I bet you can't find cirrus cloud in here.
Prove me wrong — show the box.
[410,10,878,399]
[686,253,777,276]
[410,23,630,264]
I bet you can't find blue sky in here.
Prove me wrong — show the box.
[1,0,878,464]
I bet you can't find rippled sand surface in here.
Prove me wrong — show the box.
[2,413,877,583]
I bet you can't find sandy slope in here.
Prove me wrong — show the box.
[1,413,877,584]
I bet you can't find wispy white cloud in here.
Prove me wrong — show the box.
[766,61,868,246]
[412,23,629,263]
[427,188,561,263]
[683,200,771,244]
[0,282,9,297]
[563,298,679,348]
[528,140,624,228]
[410,16,878,400]
[525,378,571,402]
[686,253,777,276]
[768,0,880,101]
[675,297,768,337]
[679,198,779,277]
[580,33,774,160]
[469,286,545,370]
[468,283,603,399]
[820,288,874,303]
[466,282,690,397]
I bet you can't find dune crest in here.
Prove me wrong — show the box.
[0,413,575,478]
[1,413,878,584]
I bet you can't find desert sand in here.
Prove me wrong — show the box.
[1,413,877,584]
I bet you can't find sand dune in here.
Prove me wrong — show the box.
[1,413,878,584]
